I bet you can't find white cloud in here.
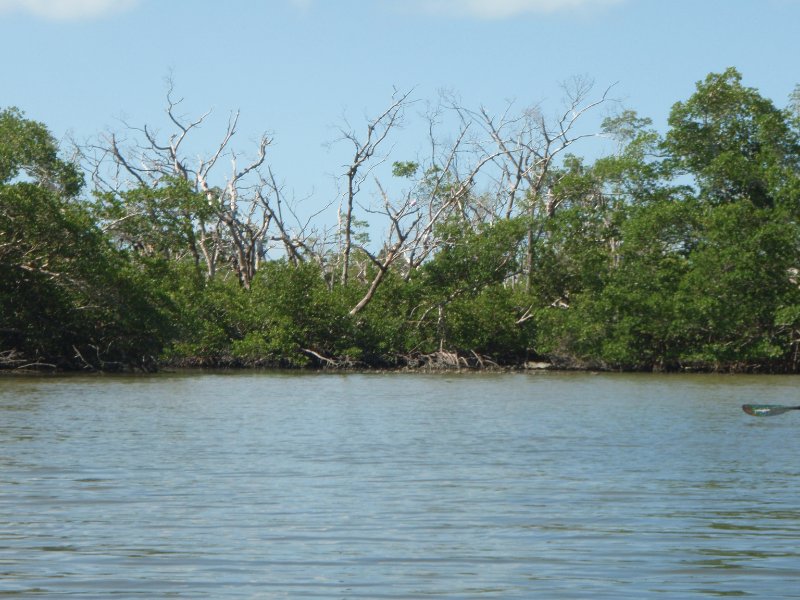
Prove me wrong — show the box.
[285,0,624,18]
[0,0,139,20]
[409,0,625,19]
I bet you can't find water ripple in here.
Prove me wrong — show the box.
[1,372,799,598]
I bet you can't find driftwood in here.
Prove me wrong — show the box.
[301,348,361,369]
[0,349,57,371]
[301,347,337,367]
[401,349,502,371]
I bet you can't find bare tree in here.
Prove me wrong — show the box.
[343,80,615,318]
[347,178,420,315]
[81,77,615,302]
[335,89,413,286]
[445,77,617,287]
[81,81,313,289]
[346,107,508,315]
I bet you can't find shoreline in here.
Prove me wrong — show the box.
[3,358,798,376]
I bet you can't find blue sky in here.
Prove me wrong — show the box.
[1,0,798,218]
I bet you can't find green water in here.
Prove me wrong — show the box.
[1,372,798,598]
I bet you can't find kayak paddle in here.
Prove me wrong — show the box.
[742,404,800,417]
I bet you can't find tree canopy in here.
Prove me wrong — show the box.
[3,68,800,372]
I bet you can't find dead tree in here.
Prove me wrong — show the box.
[259,167,334,268]
[347,111,506,315]
[336,89,413,287]
[81,81,311,289]
[446,77,617,287]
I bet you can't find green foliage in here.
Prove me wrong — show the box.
[537,192,800,371]
[673,202,800,367]
[244,261,354,365]
[93,177,212,262]
[160,268,240,364]
[0,108,175,371]
[544,199,696,368]
[0,107,83,195]
[602,109,653,144]
[163,261,359,368]
[533,70,800,372]
[392,161,419,178]
[665,68,800,210]
[1,181,173,370]
[420,217,526,297]
[529,194,616,307]
[6,70,800,372]
[400,217,530,358]
[345,271,422,363]
[446,285,534,362]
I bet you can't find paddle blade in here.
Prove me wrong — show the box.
[742,404,800,417]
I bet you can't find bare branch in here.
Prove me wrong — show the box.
[338,89,415,286]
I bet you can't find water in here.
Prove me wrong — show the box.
[1,372,799,598]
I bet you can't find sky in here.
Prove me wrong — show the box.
[1,0,799,224]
